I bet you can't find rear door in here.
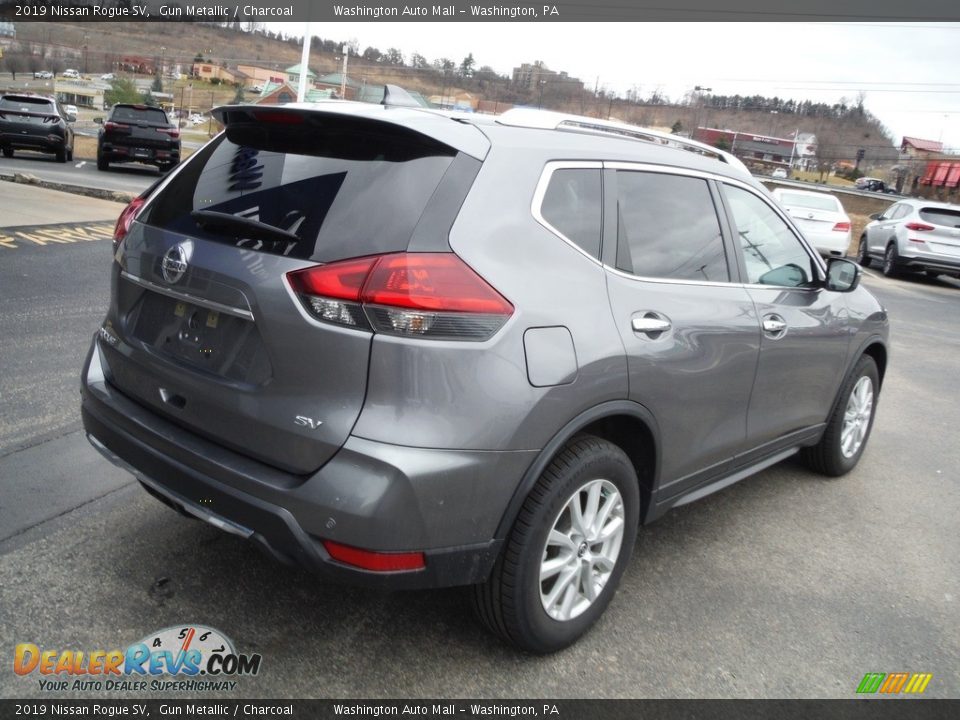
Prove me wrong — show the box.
[602,165,760,498]
[104,111,469,474]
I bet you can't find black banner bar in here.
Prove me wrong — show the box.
[3,0,960,22]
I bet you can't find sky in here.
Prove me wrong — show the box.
[266,21,960,150]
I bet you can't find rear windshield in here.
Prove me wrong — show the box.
[778,192,839,212]
[141,117,456,262]
[919,208,960,227]
[0,96,56,113]
[111,106,169,124]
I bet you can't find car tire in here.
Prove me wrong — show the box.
[472,434,639,654]
[802,355,879,477]
[97,154,109,171]
[55,148,67,163]
[857,236,872,268]
[882,243,900,278]
[159,162,176,174]
[1,147,12,158]
[67,146,74,162]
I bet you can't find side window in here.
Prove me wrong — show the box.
[615,171,728,282]
[892,204,911,220]
[540,168,602,259]
[723,184,817,287]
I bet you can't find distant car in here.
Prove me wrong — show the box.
[771,168,788,179]
[64,104,79,120]
[62,69,81,80]
[772,188,852,257]
[855,177,897,194]
[248,85,263,93]
[859,198,960,279]
[0,93,75,162]
[33,71,54,80]
[96,103,180,173]
[189,113,205,126]
[100,73,116,81]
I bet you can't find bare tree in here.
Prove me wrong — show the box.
[4,51,24,80]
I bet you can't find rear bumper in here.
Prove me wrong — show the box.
[81,337,535,588]
[0,131,64,152]
[899,253,960,275]
[99,142,180,164]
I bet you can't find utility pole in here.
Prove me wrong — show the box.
[297,22,311,102]
[340,45,349,99]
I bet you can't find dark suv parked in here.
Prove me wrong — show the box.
[96,104,180,172]
[0,93,75,162]
[82,100,889,653]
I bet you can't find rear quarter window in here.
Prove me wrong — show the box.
[140,118,457,262]
[539,168,602,259]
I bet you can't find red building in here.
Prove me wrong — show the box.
[693,127,796,172]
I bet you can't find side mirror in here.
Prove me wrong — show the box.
[825,258,861,293]
[66,114,77,123]
[93,117,103,125]
[869,213,881,220]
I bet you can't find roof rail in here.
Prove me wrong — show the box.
[495,108,751,175]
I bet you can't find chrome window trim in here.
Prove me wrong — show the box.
[532,161,828,292]
[530,161,605,266]
[120,271,255,321]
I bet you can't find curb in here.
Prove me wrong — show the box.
[0,171,135,204]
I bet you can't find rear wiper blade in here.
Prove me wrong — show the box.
[191,210,299,244]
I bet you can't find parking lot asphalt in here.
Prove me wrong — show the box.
[0,191,957,700]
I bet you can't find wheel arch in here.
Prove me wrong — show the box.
[859,339,888,390]
[494,401,661,540]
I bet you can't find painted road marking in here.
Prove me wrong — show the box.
[75,161,86,169]
[0,221,114,250]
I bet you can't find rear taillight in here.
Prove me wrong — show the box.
[112,196,147,250]
[156,127,180,139]
[322,540,425,572]
[287,253,513,341]
[103,121,129,131]
[905,222,935,231]
[832,222,851,232]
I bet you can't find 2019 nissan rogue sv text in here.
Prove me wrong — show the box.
[82,100,889,653]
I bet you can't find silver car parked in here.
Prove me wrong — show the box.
[82,98,889,653]
[859,198,960,279]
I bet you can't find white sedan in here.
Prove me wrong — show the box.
[772,188,852,257]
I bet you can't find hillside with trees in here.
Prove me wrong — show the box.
[5,21,900,172]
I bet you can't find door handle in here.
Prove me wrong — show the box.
[762,315,787,336]
[632,316,671,335]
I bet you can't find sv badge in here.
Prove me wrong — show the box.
[294,416,323,430]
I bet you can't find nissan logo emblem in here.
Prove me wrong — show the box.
[161,243,189,284]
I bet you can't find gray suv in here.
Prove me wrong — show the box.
[82,101,889,653]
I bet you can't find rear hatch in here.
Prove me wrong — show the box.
[0,95,61,138]
[103,105,484,475]
[916,206,960,259]
[105,105,178,154]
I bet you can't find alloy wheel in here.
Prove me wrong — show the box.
[841,376,874,458]
[539,478,625,622]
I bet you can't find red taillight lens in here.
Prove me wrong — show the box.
[252,110,304,125]
[103,121,129,131]
[112,196,147,250]
[287,253,513,340]
[362,253,514,314]
[288,256,378,302]
[905,222,935,231]
[157,127,180,139]
[832,222,851,232]
[322,540,425,572]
